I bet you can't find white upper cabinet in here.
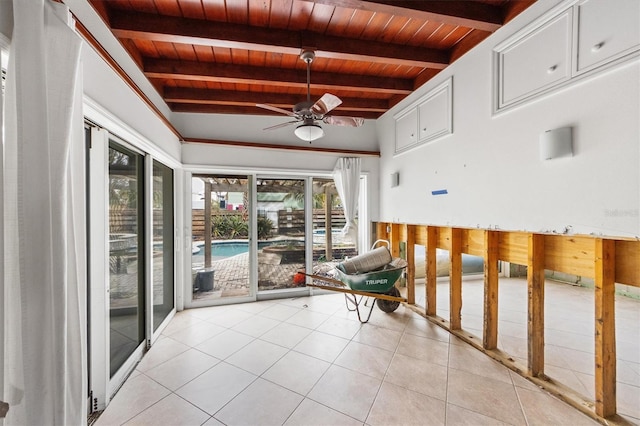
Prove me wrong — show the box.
[418,82,452,142]
[576,0,640,73]
[394,77,452,154]
[395,108,418,153]
[500,11,572,106]
[494,0,639,113]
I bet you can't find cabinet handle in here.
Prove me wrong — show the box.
[423,128,427,131]
[591,42,605,52]
[547,64,558,74]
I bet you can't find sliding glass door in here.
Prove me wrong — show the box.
[257,178,306,292]
[311,178,357,265]
[152,161,174,331]
[185,172,366,305]
[191,174,252,303]
[108,142,145,378]
[89,124,178,411]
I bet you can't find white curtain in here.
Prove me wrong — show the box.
[2,1,86,424]
[332,157,361,247]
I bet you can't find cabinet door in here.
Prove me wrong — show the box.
[395,108,417,153]
[576,0,640,73]
[418,85,451,143]
[499,11,572,107]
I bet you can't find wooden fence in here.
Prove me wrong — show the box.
[191,209,347,239]
[374,222,639,424]
[109,208,165,238]
[277,209,346,235]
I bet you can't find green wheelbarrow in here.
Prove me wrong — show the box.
[302,240,408,323]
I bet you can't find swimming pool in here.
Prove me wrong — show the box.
[193,241,252,259]
[192,240,290,261]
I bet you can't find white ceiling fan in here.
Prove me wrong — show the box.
[257,49,365,142]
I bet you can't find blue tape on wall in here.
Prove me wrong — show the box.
[432,189,448,195]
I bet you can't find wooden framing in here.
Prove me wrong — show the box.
[405,225,416,305]
[449,228,463,330]
[527,233,545,377]
[483,230,499,349]
[594,238,616,418]
[425,226,438,316]
[374,222,640,424]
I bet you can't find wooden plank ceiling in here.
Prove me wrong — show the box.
[89,0,534,120]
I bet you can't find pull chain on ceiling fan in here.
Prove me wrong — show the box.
[257,49,365,143]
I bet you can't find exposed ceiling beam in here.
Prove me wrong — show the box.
[163,87,389,113]
[144,58,414,95]
[303,0,504,32]
[183,137,381,157]
[169,103,381,119]
[110,10,450,69]
[449,29,492,63]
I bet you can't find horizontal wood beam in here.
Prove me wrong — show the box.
[304,0,504,32]
[144,58,413,95]
[163,87,389,113]
[183,137,381,157]
[168,103,381,119]
[110,10,449,68]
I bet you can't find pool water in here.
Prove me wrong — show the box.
[193,240,280,261]
[194,241,251,259]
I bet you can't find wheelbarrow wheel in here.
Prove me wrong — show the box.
[376,286,401,313]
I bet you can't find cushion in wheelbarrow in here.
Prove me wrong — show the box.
[336,246,393,275]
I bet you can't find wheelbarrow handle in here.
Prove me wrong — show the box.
[371,239,390,250]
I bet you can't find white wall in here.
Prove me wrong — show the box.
[174,112,378,152]
[82,45,182,161]
[0,0,12,40]
[377,0,640,238]
[181,142,380,224]
[178,112,381,222]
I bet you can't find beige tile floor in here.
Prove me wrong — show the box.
[96,277,638,426]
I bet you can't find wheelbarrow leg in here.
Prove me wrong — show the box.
[344,293,376,323]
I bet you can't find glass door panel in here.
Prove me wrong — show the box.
[191,175,251,301]
[311,178,357,267]
[257,178,306,291]
[108,142,144,377]
[152,161,174,331]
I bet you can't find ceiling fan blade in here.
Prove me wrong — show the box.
[311,93,342,115]
[263,120,300,131]
[323,115,365,127]
[256,103,296,116]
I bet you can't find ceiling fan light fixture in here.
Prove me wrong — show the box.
[294,122,324,142]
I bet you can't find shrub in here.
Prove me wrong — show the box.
[209,214,272,240]
[257,216,274,240]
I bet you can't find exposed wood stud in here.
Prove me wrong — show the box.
[450,227,463,330]
[594,238,616,418]
[527,233,545,377]
[483,230,499,349]
[406,224,416,305]
[390,223,401,259]
[426,226,437,316]
[373,221,639,425]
